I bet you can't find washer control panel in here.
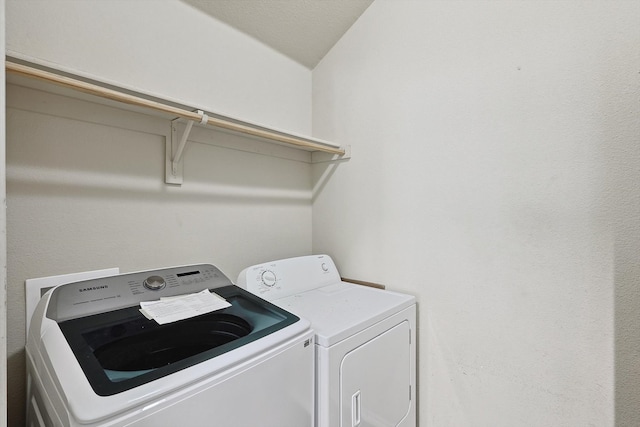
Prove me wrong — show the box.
[237,254,340,301]
[46,264,231,322]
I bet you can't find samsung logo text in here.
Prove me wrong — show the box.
[79,285,108,293]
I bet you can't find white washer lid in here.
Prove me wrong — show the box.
[274,281,415,347]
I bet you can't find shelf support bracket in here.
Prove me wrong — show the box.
[166,110,208,184]
[311,144,352,164]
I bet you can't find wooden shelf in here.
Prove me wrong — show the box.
[5,58,349,184]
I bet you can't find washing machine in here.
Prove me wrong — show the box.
[26,263,315,427]
[237,255,416,427]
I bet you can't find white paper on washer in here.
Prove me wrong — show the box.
[140,289,231,325]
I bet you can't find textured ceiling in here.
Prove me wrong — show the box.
[181,0,373,69]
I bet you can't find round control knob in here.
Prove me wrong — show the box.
[321,262,329,272]
[143,275,166,291]
[261,270,277,287]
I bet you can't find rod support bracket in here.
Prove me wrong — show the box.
[311,144,352,164]
[165,110,208,184]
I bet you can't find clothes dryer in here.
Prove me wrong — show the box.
[27,264,314,427]
[238,255,416,427]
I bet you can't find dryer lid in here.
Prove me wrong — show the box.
[274,281,415,347]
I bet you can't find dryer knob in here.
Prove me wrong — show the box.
[143,275,166,291]
[261,270,277,287]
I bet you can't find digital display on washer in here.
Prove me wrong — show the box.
[57,285,300,396]
[176,270,200,277]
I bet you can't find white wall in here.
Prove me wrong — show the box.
[6,1,314,425]
[6,0,311,134]
[312,1,640,426]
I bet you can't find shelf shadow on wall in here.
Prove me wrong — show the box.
[311,156,349,203]
[6,166,313,206]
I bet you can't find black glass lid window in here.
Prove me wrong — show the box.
[88,312,251,382]
[57,285,299,396]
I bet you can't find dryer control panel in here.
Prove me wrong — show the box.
[237,254,340,301]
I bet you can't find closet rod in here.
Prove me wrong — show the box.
[5,60,346,156]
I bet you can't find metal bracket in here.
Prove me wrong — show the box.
[165,110,208,184]
[311,144,352,164]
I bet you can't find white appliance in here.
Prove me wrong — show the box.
[26,264,314,427]
[237,255,416,427]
